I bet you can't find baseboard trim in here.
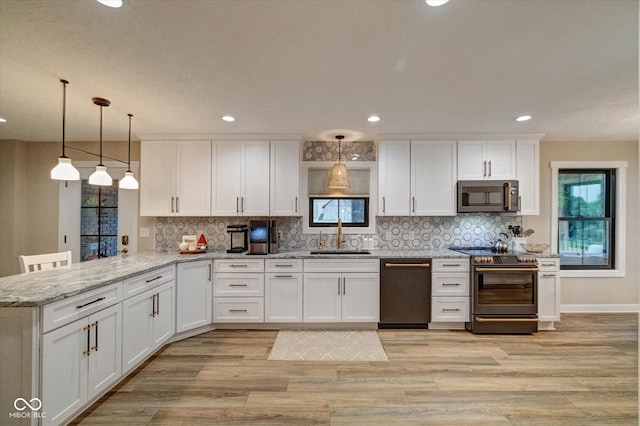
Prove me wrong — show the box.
[561,304,639,313]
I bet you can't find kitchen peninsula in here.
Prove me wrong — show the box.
[2,248,474,426]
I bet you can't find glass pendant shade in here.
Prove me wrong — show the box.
[88,165,113,186]
[51,157,80,180]
[119,171,139,189]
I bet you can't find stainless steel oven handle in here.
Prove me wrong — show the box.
[475,267,538,272]
[476,317,539,323]
[385,263,430,268]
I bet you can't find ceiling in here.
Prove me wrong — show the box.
[0,0,637,143]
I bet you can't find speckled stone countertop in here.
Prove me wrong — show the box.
[0,249,468,307]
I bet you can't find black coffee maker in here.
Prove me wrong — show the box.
[249,220,278,254]
[226,224,248,253]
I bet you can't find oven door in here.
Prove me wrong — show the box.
[473,266,538,315]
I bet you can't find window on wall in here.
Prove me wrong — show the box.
[81,180,119,261]
[309,197,369,227]
[557,169,615,270]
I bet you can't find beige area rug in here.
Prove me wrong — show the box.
[268,330,388,361]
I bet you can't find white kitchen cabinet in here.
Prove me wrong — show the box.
[176,260,212,333]
[140,140,212,216]
[430,258,470,327]
[378,140,456,216]
[411,140,457,216]
[303,272,379,322]
[41,303,122,426]
[538,257,561,330]
[213,259,265,323]
[303,259,379,323]
[270,140,300,216]
[264,259,303,322]
[211,140,270,216]
[122,280,175,374]
[457,140,516,180]
[516,139,540,215]
[378,140,411,215]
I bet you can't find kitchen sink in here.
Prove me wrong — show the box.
[309,250,371,255]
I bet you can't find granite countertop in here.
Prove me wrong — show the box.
[0,249,468,307]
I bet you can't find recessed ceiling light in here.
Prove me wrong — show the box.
[96,0,123,8]
[426,0,450,6]
[514,115,532,122]
[0,117,6,123]
[222,115,236,122]
[368,115,380,123]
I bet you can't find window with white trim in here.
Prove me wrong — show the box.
[550,161,627,278]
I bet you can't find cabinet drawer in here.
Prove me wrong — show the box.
[537,257,560,271]
[432,258,469,272]
[43,282,122,333]
[431,297,469,322]
[303,258,378,273]
[213,297,264,322]
[214,273,264,297]
[215,259,265,273]
[123,266,175,299]
[265,259,303,273]
[432,272,470,296]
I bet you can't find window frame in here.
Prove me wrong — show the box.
[308,196,370,228]
[550,161,627,278]
[557,169,615,270]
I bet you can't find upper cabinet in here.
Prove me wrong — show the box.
[516,139,540,215]
[270,140,301,216]
[457,140,516,180]
[211,140,270,216]
[378,140,457,216]
[140,140,212,216]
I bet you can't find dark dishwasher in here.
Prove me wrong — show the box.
[379,258,432,328]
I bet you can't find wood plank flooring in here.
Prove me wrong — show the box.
[71,313,638,425]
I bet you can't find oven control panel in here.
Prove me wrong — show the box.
[472,255,538,265]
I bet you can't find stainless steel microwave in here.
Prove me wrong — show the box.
[457,180,519,213]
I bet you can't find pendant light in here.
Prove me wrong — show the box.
[119,113,139,189]
[88,97,113,186]
[328,135,351,190]
[51,79,80,180]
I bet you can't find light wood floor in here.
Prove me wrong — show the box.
[72,313,638,425]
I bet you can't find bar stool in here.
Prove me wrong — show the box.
[18,251,72,274]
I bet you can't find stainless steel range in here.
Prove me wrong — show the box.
[450,247,539,334]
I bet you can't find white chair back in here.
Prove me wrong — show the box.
[19,251,72,274]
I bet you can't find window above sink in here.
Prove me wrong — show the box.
[309,197,369,228]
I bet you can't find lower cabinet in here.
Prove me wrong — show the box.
[265,259,303,322]
[41,303,122,426]
[176,260,213,333]
[431,258,470,326]
[122,281,175,374]
[538,257,561,330]
[213,259,265,323]
[303,272,379,323]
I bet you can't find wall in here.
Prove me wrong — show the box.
[526,140,638,310]
[155,214,522,252]
[0,141,27,275]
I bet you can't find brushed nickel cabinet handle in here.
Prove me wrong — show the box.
[442,283,461,286]
[229,309,247,313]
[295,196,298,213]
[338,277,341,295]
[208,264,212,281]
[275,275,294,278]
[382,196,386,213]
[150,294,156,317]
[230,264,248,268]
[145,275,163,283]
[229,284,248,287]
[176,197,180,213]
[343,277,346,295]
[488,160,492,177]
[442,308,461,312]
[442,263,462,267]
[171,197,175,213]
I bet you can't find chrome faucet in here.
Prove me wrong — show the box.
[337,218,345,250]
